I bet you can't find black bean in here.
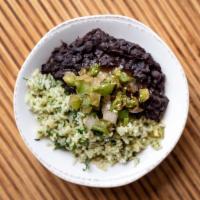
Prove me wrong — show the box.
[54,70,65,79]
[54,55,63,62]
[99,42,108,51]
[84,41,93,53]
[95,49,104,58]
[41,28,168,121]
[75,37,84,47]
[151,70,161,79]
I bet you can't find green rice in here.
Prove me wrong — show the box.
[26,70,164,169]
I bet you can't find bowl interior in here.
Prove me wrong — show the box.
[14,15,188,187]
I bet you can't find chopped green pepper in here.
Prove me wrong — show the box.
[119,72,132,83]
[82,95,90,105]
[88,64,100,76]
[113,68,132,83]
[118,110,129,125]
[76,80,91,94]
[139,88,150,103]
[91,120,109,135]
[94,82,115,96]
[118,109,129,119]
[81,95,92,113]
[63,72,76,86]
[89,93,101,107]
[69,95,82,110]
[81,107,92,114]
[125,96,138,108]
[111,92,123,111]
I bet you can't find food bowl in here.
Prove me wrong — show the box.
[14,15,189,187]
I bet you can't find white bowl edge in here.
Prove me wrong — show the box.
[13,15,189,188]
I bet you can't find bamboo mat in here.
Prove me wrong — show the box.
[0,0,200,199]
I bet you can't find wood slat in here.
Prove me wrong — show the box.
[0,0,200,199]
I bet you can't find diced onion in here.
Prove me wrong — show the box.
[84,115,98,130]
[102,101,118,124]
[103,111,118,124]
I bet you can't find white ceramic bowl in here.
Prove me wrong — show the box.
[14,15,189,187]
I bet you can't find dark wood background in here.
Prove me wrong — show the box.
[0,0,200,199]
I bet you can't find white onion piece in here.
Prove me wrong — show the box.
[102,101,118,124]
[102,101,111,112]
[103,111,118,124]
[84,115,98,130]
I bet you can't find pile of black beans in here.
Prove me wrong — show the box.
[41,28,169,121]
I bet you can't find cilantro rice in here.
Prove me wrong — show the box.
[26,70,164,170]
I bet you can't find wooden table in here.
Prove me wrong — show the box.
[1,0,200,199]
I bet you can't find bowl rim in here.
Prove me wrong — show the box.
[13,14,189,188]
